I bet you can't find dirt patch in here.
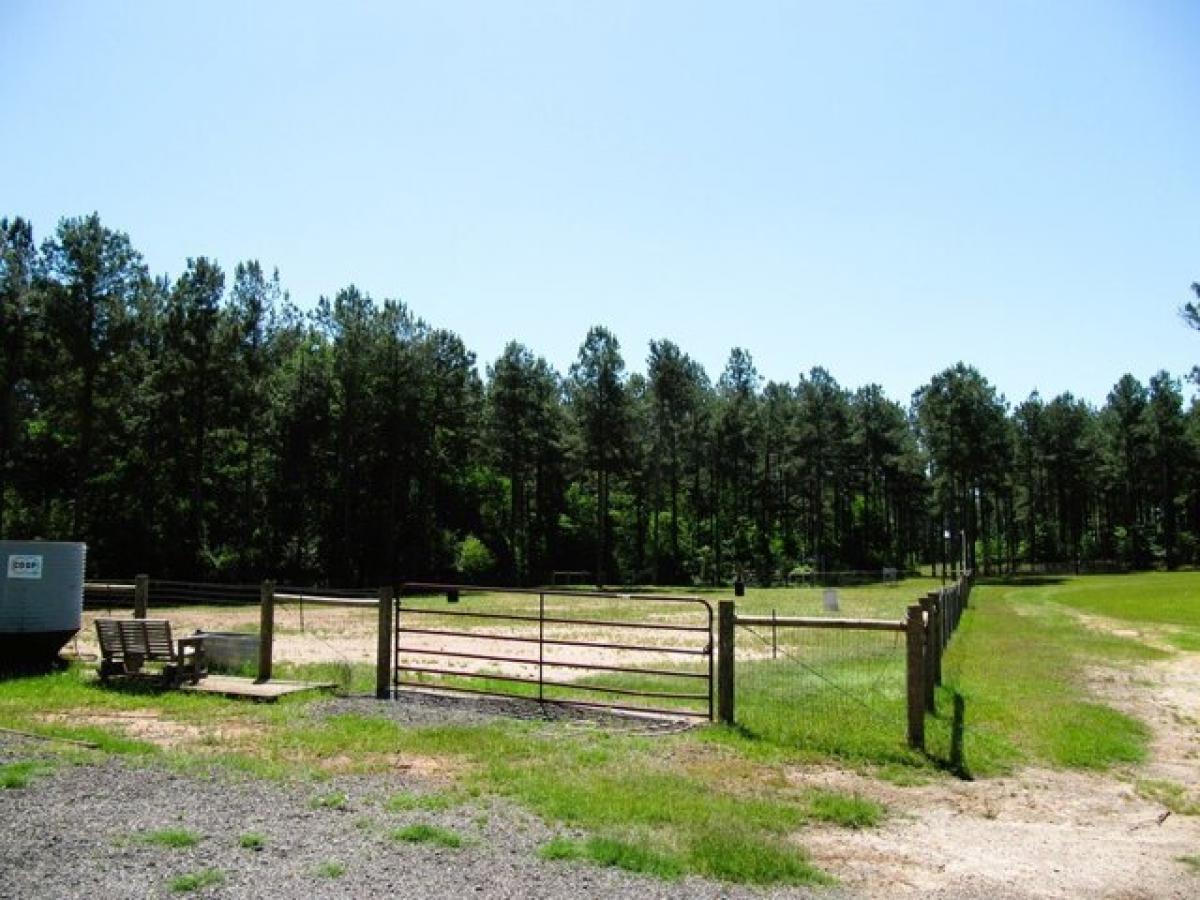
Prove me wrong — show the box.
[37,708,264,749]
[789,635,1200,899]
[1068,608,1200,788]
[302,751,465,779]
[795,765,1197,898]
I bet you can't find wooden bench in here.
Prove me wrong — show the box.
[95,618,207,687]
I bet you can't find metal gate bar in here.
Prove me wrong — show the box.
[393,626,709,655]
[393,583,713,720]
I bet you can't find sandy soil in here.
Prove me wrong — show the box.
[77,605,712,676]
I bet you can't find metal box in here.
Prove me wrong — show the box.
[0,541,86,666]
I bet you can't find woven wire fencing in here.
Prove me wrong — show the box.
[734,617,910,759]
[269,585,380,690]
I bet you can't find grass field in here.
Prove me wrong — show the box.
[9,571,1197,886]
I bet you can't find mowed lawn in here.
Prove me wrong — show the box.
[1037,572,1200,651]
[937,571,1199,774]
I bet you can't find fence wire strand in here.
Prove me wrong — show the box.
[734,617,909,752]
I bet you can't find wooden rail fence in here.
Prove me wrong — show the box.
[85,571,973,748]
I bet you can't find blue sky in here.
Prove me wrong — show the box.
[3,1,1198,407]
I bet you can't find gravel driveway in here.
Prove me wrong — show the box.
[0,728,824,900]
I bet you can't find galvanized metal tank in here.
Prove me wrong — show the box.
[194,631,259,673]
[0,541,86,667]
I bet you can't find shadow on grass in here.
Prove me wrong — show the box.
[975,575,1068,588]
[926,691,973,781]
[0,657,70,680]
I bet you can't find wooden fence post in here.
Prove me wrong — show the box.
[134,573,149,619]
[905,603,925,751]
[717,600,736,725]
[376,585,394,700]
[921,594,940,705]
[257,580,274,683]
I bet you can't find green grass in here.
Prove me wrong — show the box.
[310,791,348,810]
[539,835,683,879]
[315,861,346,878]
[803,789,884,828]
[1036,572,1200,629]
[384,789,463,812]
[169,869,224,892]
[0,760,52,789]
[1167,631,1200,652]
[364,720,861,884]
[390,823,464,847]
[730,649,917,767]
[1179,854,1200,874]
[271,660,375,694]
[238,832,265,850]
[933,581,1163,774]
[139,828,201,848]
[539,836,586,860]
[538,829,829,885]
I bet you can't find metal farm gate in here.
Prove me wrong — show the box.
[392,583,714,720]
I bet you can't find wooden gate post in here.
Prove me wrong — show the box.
[376,585,394,700]
[905,603,926,750]
[257,580,274,683]
[717,600,736,725]
[920,594,940,706]
[134,573,149,619]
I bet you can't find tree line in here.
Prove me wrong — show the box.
[2,214,1198,585]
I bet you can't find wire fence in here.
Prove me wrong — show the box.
[734,617,909,758]
[718,572,975,757]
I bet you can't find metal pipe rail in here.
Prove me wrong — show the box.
[396,604,708,633]
[392,582,714,720]
[401,581,709,604]
[84,582,135,594]
[275,593,377,608]
[393,625,710,656]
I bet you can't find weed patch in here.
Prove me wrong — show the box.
[315,861,346,878]
[139,828,200,848]
[169,869,223,892]
[0,761,52,789]
[310,791,348,810]
[391,823,463,847]
[384,789,462,813]
[1137,779,1200,815]
[803,789,883,828]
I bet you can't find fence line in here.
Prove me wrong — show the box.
[718,571,974,750]
[84,570,974,748]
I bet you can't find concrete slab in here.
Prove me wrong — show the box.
[180,675,336,701]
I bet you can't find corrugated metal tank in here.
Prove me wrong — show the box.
[0,541,86,667]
